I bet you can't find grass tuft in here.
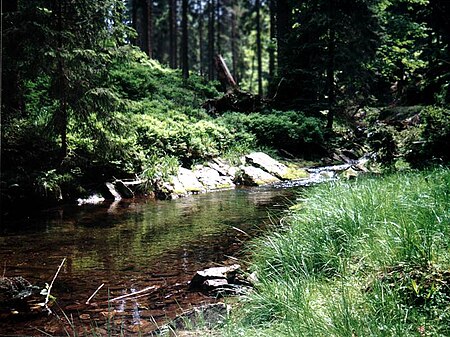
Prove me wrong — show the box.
[224,167,450,336]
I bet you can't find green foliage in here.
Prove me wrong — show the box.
[218,111,325,157]
[33,169,73,201]
[404,106,450,166]
[225,168,450,336]
[367,124,398,166]
[140,155,180,189]
[133,113,237,167]
[110,48,218,105]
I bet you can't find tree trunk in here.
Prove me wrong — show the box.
[326,6,336,130]
[55,0,68,159]
[215,54,237,89]
[1,0,22,118]
[198,0,205,76]
[169,0,178,68]
[181,0,189,78]
[131,0,138,45]
[231,3,238,83]
[255,0,263,96]
[216,0,221,54]
[208,0,216,80]
[268,0,276,82]
[276,0,291,78]
[3,0,18,12]
[146,0,153,58]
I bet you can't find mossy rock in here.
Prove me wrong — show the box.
[280,167,309,180]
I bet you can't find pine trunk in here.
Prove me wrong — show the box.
[256,0,263,96]
[276,0,291,78]
[326,7,336,130]
[181,0,189,78]
[231,4,238,83]
[169,0,178,68]
[268,0,276,82]
[146,0,153,58]
[208,0,216,80]
[216,0,221,54]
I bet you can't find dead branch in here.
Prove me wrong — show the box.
[86,283,104,304]
[44,257,66,314]
[108,285,157,302]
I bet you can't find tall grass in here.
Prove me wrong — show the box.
[225,167,450,336]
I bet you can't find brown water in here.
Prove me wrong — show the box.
[0,186,298,336]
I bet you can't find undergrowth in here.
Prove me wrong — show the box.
[224,167,450,336]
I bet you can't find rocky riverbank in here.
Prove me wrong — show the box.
[87,152,372,204]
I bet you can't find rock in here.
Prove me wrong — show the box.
[170,175,188,195]
[102,182,122,200]
[207,158,231,176]
[238,166,280,186]
[342,167,359,180]
[244,152,289,179]
[203,279,230,290]
[189,264,241,291]
[154,176,187,200]
[114,180,134,199]
[177,168,205,193]
[193,166,235,191]
[0,277,36,303]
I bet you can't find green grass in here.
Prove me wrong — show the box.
[224,167,450,336]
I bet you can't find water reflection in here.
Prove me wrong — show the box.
[0,186,298,335]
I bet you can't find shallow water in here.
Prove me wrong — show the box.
[0,186,298,336]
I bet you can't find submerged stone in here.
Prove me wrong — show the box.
[189,264,241,291]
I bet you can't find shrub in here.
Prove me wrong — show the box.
[218,110,325,157]
[367,124,398,166]
[404,106,450,166]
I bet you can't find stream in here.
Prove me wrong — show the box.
[0,185,301,336]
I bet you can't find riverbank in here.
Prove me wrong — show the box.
[221,167,450,336]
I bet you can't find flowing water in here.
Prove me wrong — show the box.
[0,186,300,336]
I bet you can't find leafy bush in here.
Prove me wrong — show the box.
[218,110,325,156]
[367,124,398,166]
[405,106,450,166]
[110,49,218,106]
[133,114,238,166]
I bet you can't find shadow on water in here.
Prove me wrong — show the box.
[0,186,299,336]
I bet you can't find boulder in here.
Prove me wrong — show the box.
[103,182,121,200]
[154,176,187,200]
[207,158,232,176]
[193,166,235,190]
[0,276,36,303]
[189,264,241,291]
[177,168,205,193]
[114,180,134,199]
[238,166,280,186]
[244,152,289,179]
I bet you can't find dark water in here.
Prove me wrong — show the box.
[0,186,298,336]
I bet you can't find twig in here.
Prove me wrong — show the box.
[86,283,104,304]
[34,328,54,337]
[108,286,156,302]
[44,257,66,313]
[232,226,250,237]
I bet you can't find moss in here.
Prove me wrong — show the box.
[281,167,309,180]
